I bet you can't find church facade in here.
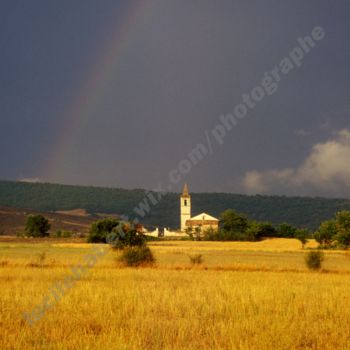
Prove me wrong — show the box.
[180,184,219,232]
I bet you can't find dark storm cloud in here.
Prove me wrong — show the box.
[0,0,349,196]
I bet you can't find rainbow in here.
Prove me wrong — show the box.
[46,0,157,181]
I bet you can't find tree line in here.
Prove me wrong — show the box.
[24,208,350,250]
[197,209,350,249]
[2,180,350,229]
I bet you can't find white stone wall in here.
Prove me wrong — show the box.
[164,228,187,237]
[145,228,159,237]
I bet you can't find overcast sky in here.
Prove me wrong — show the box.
[1,0,350,197]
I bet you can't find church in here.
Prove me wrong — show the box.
[180,184,219,233]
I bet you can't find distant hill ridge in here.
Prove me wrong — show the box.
[0,180,350,230]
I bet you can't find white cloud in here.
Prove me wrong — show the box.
[243,171,267,193]
[243,130,350,197]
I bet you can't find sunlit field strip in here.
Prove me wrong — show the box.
[1,265,350,349]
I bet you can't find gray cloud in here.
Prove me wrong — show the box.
[1,1,350,194]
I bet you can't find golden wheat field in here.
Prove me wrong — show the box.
[1,239,350,349]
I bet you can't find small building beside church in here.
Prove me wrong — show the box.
[180,184,219,233]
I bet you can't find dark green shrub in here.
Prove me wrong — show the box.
[118,246,155,267]
[54,230,62,238]
[305,251,324,270]
[185,227,194,239]
[314,220,337,247]
[203,228,217,241]
[220,209,249,233]
[53,230,72,238]
[25,215,50,237]
[334,231,350,249]
[245,222,264,241]
[87,218,120,243]
[254,222,277,238]
[61,230,73,238]
[204,228,258,242]
[277,223,297,238]
[108,223,146,249]
[295,229,310,249]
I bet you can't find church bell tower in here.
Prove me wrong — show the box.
[180,183,191,231]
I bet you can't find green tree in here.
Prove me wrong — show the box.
[203,227,218,241]
[87,218,120,243]
[185,226,194,240]
[295,228,309,249]
[255,222,276,238]
[335,211,350,248]
[245,222,263,242]
[335,211,350,232]
[277,223,297,238]
[194,226,202,241]
[220,209,249,233]
[334,231,350,249]
[25,215,51,237]
[314,220,337,247]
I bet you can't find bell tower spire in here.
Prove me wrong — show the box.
[182,183,189,197]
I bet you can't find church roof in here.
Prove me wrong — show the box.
[188,213,219,222]
[182,183,190,197]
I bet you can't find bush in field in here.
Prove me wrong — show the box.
[189,254,203,265]
[54,230,73,238]
[305,251,324,270]
[54,230,62,238]
[109,222,153,267]
[25,215,51,237]
[118,246,155,267]
[87,218,120,243]
[27,251,47,268]
[108,223,146,249]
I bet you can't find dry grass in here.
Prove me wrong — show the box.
[149,238,319,251]
[1,239,350,349]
